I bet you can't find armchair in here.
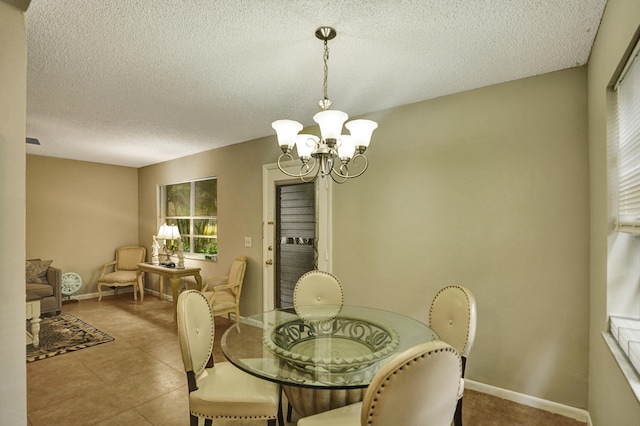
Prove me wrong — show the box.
[97,245,146,301]
[201,256,247,332]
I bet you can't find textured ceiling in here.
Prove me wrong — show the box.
[25,0,607,168]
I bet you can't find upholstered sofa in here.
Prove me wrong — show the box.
[26,259,62,315]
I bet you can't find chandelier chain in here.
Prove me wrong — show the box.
[322,39,330,109]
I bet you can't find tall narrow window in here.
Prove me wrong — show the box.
[160,177,218,260]
[615,41,640,233]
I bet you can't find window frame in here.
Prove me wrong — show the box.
[159,176,218,261]
[614,37,640,234]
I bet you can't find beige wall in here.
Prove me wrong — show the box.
[138,67,590,408]
[138,138,280,315]
[0,1,28,424]
[26,156,139,295]
[588,0,640,424]
[332,68,589,407]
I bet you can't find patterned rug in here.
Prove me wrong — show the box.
[26,314,114,363]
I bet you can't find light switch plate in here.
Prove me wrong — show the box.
[244,237,252,248]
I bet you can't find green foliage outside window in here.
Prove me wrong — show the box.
[161,177,217,259]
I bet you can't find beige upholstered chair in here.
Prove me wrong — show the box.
[97,245,146,301]
[201,256,247,332]
[176,290,282,426]
[297,341,462,426]
[429,285,477,426]
[293,270,344,307]
[285,270,347,421]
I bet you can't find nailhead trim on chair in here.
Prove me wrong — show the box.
[428,285,473,355]
[364,346,461,425]
[293,270,344,307]
[188,291,215,375]
[190,411,276,420]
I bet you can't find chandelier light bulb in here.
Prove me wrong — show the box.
[272,119,303,151]
[345,119,378,151]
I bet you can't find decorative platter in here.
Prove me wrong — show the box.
[263,316,400,373]
[61,272,83,296]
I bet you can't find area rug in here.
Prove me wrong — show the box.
[26,314,114,363]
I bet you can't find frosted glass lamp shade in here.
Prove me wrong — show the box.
[313,110,348,141]
[345,119,378,148]
[296,134,319,158]
[272,120,303,149]
[337,135,356,159]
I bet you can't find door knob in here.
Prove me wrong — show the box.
[265,259,273,265]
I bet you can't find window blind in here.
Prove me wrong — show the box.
[616,40,640,233]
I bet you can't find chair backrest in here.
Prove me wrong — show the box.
[360,341,462,425]
[428,285,477,358]
[177,290,215,376]
[115,245,146,271]
[228,256,247,296]
[293,270,344,307]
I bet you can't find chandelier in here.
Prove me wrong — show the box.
[272,26,378,183]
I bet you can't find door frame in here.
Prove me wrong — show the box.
[262,163,332,311]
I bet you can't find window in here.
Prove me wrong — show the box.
[159,177,217,260]
[607,37,640,401]
[615,40,640,233]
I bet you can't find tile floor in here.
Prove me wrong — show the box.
[27,293,586,425]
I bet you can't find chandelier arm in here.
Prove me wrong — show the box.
[277,154,320,178]
[331,154,369,180]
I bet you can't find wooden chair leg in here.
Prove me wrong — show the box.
[189,414,198,426]
[204,418,212,426]
[286,401,293,422]
[454,397,463,426]
[268,419,276,426]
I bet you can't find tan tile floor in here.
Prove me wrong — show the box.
[27,293,586,426]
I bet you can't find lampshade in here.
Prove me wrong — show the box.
[296,134,319,158]
[345,119,378,149]
[337,135,355,159]
[313,110,348,141]
[157,224,180,240]
[272,119,303,149]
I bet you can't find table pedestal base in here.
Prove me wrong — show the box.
[283,385,365,418]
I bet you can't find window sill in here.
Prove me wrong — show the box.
[183,254,218,263]
[603,325,640,403]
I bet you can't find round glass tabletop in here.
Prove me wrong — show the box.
[221,305,438,389]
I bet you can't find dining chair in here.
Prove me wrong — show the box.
[97,245,146,301]
[176,289,282,426]
[428,285,477,426]
[285,270,350,421]
[201,255,247,332]
[297,340,462,426]
[293,269,344,307]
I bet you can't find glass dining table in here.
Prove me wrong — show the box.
[221,305,439,418]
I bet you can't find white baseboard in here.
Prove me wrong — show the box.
[465,379,591,423]
[72,287,170,300]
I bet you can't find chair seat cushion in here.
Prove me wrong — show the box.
[297,401,362,426]
[26,283,54,298]
[99,271,137,284]
[459,377,464,399]
[190,362,279,419]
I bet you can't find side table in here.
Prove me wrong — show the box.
[26,292,42,347]
[137,263,202,315]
